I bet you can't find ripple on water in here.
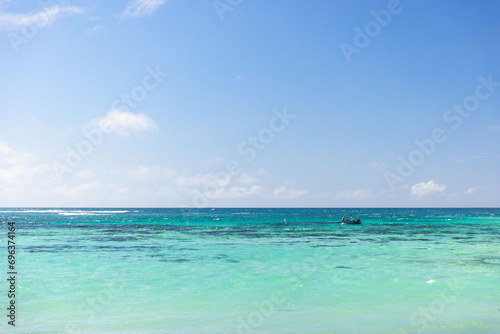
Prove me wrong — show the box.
[478,256,500,266]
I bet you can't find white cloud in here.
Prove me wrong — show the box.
[0,143,53,189]
[0,142,37,165]
[0,144,133,205]
[466,186,481,194]
[121,166,233,190]
[0,164,49,186]
[256,168,268,176]
[211,185,264,199]
[75,169,94,180]
[273,186,308,199]
[0,5,84,31]
[134,165,176,180]
[3,151,36,165]
[238,173,257,184]
[88,110,157,136]
[55,182,101,197]
[411,180,447,197]
[114,166,265,201]
[175,173,229,188]
[119,0,166,19]
[0,141,14,154]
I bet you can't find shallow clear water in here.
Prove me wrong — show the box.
[1,208,499,333]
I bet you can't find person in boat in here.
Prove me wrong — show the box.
[341,216,346,222]
[348,215,353,221]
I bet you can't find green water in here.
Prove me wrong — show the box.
[1,208,499,333]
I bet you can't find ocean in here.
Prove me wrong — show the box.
[1,208,499,333]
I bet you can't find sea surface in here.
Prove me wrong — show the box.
[1,208,499,333]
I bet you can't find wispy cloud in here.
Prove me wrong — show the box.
[210,185,264,199]
[238,173,257,184]
[0,141,37,165]
[458,153,487,163]
[115,166,264,200]
[0,142,52,191]
[86,24,104,35]
[273,186,308,199]
[335,189,373,200]
[119,0,166,19]
[411,180,447,197]
[0,141,14,154]
[466,186,481,194]
[88,110,157,136]
[0,5,84,31]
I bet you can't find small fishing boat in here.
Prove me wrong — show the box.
[333,219,361,224]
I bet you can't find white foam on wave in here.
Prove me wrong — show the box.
[58,212,109,216]
[0,209,64,213]
[58,210,129,216]
[1,209,129,215]
[89,210,129,214]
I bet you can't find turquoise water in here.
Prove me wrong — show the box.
[1,208,499,333]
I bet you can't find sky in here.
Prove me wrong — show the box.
[0,0,499,207]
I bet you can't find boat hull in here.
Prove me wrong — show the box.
[334,220,361,224]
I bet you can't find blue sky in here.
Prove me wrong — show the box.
[0,0,499,207]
